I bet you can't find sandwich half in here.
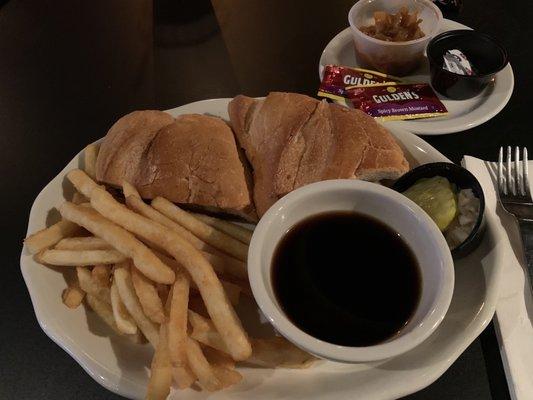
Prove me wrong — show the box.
[229,92,409,216]
[95,110,257,221]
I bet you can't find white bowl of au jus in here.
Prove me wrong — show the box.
[248,179,454,363]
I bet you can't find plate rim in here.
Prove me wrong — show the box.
[318,20,515,135]
[20,97,503,400]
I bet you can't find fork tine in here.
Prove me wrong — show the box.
[498,146,505,195]
[524,147,530,198]
[507,146,515,195]
[515,146,523,195]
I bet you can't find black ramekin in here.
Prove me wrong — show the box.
[427,30,508,100]
[392,162,485,259]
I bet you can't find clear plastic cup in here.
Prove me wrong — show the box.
[348,0,443,76]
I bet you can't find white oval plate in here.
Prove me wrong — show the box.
[319,19,514,135]
[21,98,503,400]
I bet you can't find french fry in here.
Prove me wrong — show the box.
[123,186,247,280]
[212,365,243,389]
[124,193,211,252]
[180,345,244,388]
[190,329,229,354]
[146,323,172,400]
[188,309,217,332]
[166,272,194,389]
[155,241,247,282]
[76,267,111,305]
[192,213,253,244]
[131,267,166,324]
[189,284,240,308]
[62,285,85,309]
[36,249,126,266]
[55,236,112,251]
[84,142,100,180]
[189,310,230,354]
[187,310,216,332]
[192,318,316,368]
[72,191,88,205]
[152,250,183,273]
[191,312,316,368]
[167,272,189,367]
[186,337,221,391]
[202,346,235,370]
[222,276,253,298]
[110,280,138,335]
[86,294,122,335]
[121,180,140,199]
[24,219,80,254]
[59,202,175,284]
[150,251,209,302]
[129,330,148,345]
[67,170,251,360]
[153,251,234,305]
[152,197,248,262]
[122,188,248,279]
[172,365,196,390]
[249,337,317,369]
[113,262,160,347]
[183,273,240,306]
[92,264,111,287]
[122,181,198,245]
[200,251,247,280]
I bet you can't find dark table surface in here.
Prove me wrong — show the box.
[1,0,527,398]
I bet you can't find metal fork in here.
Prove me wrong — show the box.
[497,146,533,290]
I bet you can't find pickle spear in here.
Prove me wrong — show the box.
[403,176,457,231]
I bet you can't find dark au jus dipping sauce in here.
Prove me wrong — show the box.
[272,211,421,347]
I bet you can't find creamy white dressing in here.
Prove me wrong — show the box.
[445,189,480,249]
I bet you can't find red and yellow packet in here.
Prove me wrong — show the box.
[318,65,401,101]
[345,83,448,121]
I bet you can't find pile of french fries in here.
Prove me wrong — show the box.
[24,144,315,399]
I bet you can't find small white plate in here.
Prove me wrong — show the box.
[21,98,503,399]
[319,19,514,135]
